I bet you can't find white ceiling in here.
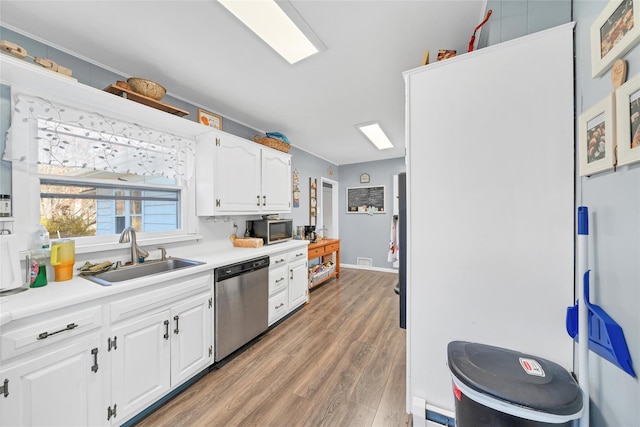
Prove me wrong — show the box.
[0,0,486,165]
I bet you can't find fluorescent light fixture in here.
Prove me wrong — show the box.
[218,0,321,64]
[357,123,394,150]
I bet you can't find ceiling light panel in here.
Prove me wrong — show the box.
[357,123,394,150]
[218,0,319,64]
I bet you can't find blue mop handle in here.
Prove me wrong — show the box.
[577,206,589,427]
[578,206,588,236]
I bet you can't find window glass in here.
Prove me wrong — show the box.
[40,180,179,239]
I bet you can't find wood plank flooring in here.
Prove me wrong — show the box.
[135,268,408,427]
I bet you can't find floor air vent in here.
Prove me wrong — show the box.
[356,257,373,266]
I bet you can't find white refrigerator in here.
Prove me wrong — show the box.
[403,23,576,426]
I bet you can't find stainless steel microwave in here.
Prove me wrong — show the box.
[248,219,293,245]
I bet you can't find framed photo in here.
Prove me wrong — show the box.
[436,49,456,62]
[579,95,616,176]
[590,0,640,78]
[615,72,640,166]
[197,109,222,130]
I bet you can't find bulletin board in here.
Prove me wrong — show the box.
[346,185,385,213]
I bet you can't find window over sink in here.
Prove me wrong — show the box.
[5,92,196,248]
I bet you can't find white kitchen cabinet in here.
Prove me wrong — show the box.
[196,132,291,216]
[170,292,212,386]
[0,331,103,427]
[268,289,288,326]
[267,247,308,326]
[261,149,292,212]
[269,264,289,296]
[288,258,308,309]
[0,304,104,427]
[268,256,289,326]
[110,310,171,424]
[107,273,213,425]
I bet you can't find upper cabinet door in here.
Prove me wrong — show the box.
[261,149,291,213]
[216,135,262,213]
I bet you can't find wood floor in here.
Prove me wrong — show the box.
[135,268,408,427]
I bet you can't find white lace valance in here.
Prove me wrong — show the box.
[3,93,195,182]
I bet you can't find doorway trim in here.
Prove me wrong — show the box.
[319,177,339,238]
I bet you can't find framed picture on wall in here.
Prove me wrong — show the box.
[590,0,640,78]
[615,72,640,166]
[197,109,222,130]
[579,94,616,176]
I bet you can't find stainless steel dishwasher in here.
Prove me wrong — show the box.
[214,256,269,362]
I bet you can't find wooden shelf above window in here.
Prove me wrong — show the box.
[103,85,189,117]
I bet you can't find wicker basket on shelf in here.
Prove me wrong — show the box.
[254,135,290,153]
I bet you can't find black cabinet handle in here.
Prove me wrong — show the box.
[164,320,170,340]
[108,336,117,351]
[1,379,8,397]
[173,315,180,335]
[91,348,99,373]
[37,323,78,340]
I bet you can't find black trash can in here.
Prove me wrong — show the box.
[447,341,583,427]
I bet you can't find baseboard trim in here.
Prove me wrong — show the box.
[342,264,399,274]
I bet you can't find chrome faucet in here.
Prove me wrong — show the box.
[119,227,149,265]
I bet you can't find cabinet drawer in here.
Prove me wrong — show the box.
[269,265,288,295]
[1,305,102,361]
[110,273,211,324]
[269,252,288,269]
[288,249,307,262]
[268,290,288,325]
[308,247,324,259]
[325,243,339,254]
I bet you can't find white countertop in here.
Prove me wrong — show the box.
[0,240,309,327]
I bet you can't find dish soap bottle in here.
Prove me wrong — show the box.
[35,224,51,249]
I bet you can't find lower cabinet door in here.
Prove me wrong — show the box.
[289,260,309,310]
[110,310,171,425]
[170,292,212,386]
[0,332,103,427]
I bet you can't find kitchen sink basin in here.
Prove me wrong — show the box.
[82,258,205,286]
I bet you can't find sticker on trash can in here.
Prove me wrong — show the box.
[519,357,545,377]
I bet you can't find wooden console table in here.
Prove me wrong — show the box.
[307,238,340,289]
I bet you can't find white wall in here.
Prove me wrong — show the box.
[573,1,640,425]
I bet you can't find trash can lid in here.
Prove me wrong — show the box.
[448,341,583,417]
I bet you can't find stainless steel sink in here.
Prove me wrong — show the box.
[82,257,205,286]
